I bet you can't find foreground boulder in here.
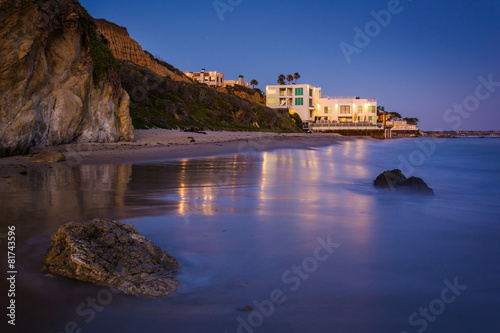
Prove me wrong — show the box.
[374,169,434,196]
[43,219,179,296]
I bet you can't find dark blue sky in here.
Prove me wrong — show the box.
[81,0,500,130]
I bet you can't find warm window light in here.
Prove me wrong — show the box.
[335,104,338,108]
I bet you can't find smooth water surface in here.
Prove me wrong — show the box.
[1,138,499,333]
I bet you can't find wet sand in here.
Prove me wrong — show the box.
[0,129,359,174]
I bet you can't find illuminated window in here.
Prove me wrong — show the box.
[267,88,277,95]
[358,106,363,113]
[295,88,304,96]
[267,98,276,104]
[340,105,351,114]
[369,106,376,113]
[295,98,304,106]
[324,106,332,114]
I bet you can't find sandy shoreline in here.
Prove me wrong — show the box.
[0,129,365,175]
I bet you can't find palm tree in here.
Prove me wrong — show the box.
[286,74,294,85]
[293,72,301,84]
[250,79,259,89]
[277,74,286,85]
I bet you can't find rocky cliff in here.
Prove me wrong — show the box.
[94,19,190,83]
[0,0,135,157]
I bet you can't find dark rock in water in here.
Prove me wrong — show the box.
[43,219,179,297]
[397,176,435,196]
[373,169,434,196]
[373,169,407,189]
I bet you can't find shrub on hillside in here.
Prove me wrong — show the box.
[116,60,299,132]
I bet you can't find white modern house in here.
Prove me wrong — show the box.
[315,95,378,124]
[185,69,224,87]
[224,75,250,88]
[185,70,250,88]
[265,84,322,121]
[265,84,377,124]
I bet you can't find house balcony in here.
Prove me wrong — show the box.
[311,122,382,131]
[279,88,294,97]
[322,95,356,100]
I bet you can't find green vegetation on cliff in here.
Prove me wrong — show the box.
[35,0,119,92]
[116,60,299,132]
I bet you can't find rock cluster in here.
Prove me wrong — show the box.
[43,219,179,297]
[374,169,434,196]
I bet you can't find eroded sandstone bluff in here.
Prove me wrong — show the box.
[43,219,179,297]
[95,18,191,83]
[0,0,134,157]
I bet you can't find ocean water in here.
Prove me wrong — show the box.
[2,138,500,333]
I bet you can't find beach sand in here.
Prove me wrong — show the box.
[0,129,360,175]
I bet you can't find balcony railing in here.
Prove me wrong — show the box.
[311,122,382,130]
[319,95,378,103]
[321,95,356,100]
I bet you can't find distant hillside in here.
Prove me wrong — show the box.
[117,60,298,132]
[95,18,191,83]
[95,18,279,114]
